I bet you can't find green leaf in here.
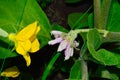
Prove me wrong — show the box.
[107,0,120,32]
[68,6,92,29]
[88,13,94,28]
[42,53,60,80]
[97,49,118,65]
[68,13,88,29]
[0,0,51,48]
[95,66,119,80]
[87,29,118,65]
[0,0,51,58]
[109,48,120,68]
[0,46,18,59]
[87,29,102,50]
[65,0,81,3]
[0,37,18,59]
[80,33,87,42]
[96,66,111,79]
[69,60,82,80]
[52,23,68,32]
[87,29,102,63]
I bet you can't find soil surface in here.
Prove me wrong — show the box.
[45,0,92,29]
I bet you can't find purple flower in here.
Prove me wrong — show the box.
[48,30,79,60]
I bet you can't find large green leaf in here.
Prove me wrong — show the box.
[69,60,82,80]
[0,0,51,58]
[107,0,120,32]
[87,29,118,65]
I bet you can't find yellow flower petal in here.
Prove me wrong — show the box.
[23,54,31,66]
[21,40,31,51]
[36,26,40,34]
[30,26,40,42]
[9,21,40,66]
[16,40,31,55]
[15,21,38,41]
[1,66,20,78]
[16,42,26,55]
[29,39,40,52]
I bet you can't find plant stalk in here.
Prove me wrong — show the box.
[79,43,88,80]
[74,29,120,43]
[81,60,88,80]
[93,0,101,29]
[99,0,112,29]
[103,32,120,43]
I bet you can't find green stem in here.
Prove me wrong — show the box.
[41,53,60,80]
[79,43,88,80]
[74,29,108,34]
[74,28,120,42]
[81,60,88,80]
[103,32,120,43]
[0,59,6,76]
[0,42,13,78]
[99,0,112,29]
[80,43,87,58]
[93,0,101,29]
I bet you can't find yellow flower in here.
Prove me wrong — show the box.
[1,66,20,78]
[8,21,40,66]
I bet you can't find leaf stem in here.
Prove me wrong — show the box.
[74,28,120,42]
[81,60,88,80]
[41,53,60,80]
[103,32,120,43]
[93,0,101,29]
[79,43,88,80]
[74,29,108,34]
[99,0,112,29]
[0,58,6,77]
[0,42,13,78]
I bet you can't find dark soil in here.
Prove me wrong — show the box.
[45,0,92,29]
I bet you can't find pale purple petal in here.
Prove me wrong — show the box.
[64,45,70,60]
[48,38,63,45]
[57,40,68,52]
[0,28,8,37]
[64,44,74,60]
[74,41,79,47]
[51,30,62,38]
[51,30,62,35]
[70,47,74,57]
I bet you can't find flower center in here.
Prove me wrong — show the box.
[8,33,16,42]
